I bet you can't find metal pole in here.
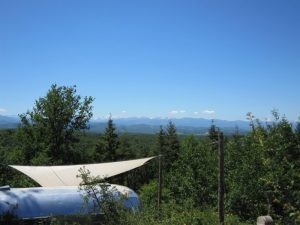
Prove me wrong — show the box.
[158,154,162,212]
[218,132,225,225]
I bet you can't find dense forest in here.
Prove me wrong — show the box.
[0,85,299,224]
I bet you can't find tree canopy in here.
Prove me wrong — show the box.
[17,84,94,164]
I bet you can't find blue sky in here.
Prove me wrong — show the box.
[0,0,299,121]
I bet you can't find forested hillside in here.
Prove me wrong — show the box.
[0,115,250,135]
[0,85,299,224]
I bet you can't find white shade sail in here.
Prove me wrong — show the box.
[10,157,155,187]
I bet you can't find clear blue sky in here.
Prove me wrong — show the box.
[0,0,299,121]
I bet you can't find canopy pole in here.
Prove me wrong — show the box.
[218,132,225,225]
[158,154,162,213]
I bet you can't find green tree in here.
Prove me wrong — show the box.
[117,134,134,160]
[208,119,219,143]
[226,111,300,223]
[164,121,180,171]
[295,120,300,143]
[168,136,218,208]
[225,129,267,220]
[16,84,94,164]
[157,125,165,156]
[95,115,119,162]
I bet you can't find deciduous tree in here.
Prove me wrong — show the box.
[17,84,94,164]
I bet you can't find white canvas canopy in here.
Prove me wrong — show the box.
[10,157,155,187]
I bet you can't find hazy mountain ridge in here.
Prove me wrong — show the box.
[0,115,250,135]
[0,115,19,129]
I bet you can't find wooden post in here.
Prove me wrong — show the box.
[218,132,225,225]
[266,190,272,215]
[158,154,162,212]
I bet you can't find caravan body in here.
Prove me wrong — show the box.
[0,185,139,219]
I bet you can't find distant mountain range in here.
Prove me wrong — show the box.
[0,115,251,135]
[0,115,19,129]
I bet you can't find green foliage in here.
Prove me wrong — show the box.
[0,130,37,187]
[16,84,94,164]
[226,111,300,223]
[138,179,172,209]
[1,104,300,224]
[208,119,219,143]
[124,203,252,225]
[157,125,165,156]
[167,136,218,207]
[95,116,119,162]
[225,130,267,219]
[77,167,129,225]
[0,206,19,225]
[73,167,253,225]
[164,121,180,171]
[117,135,135,160]
[49,216,89,225]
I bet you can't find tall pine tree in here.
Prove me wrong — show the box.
[208,119,219,142]
[157,125,165,156]
[95,115,119,162]
[164,121,180,171]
